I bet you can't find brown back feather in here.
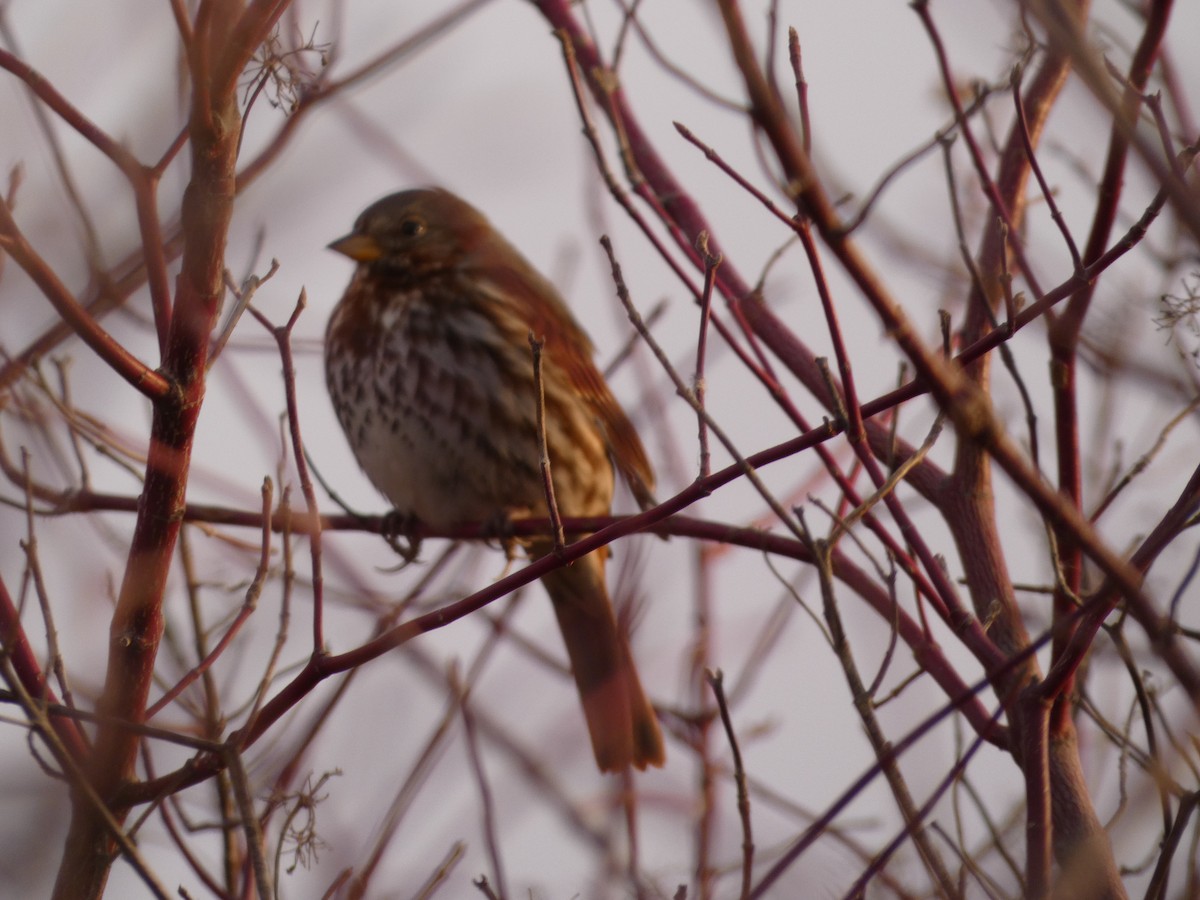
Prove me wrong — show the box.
[459,207,656,506]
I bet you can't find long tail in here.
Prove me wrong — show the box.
[538,550,665,772]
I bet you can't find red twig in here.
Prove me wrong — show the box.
[249,291,326,653]
[0,576,88,759]
[0,196,168,400]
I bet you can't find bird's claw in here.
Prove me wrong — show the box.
[480,510,522,562]
[381,510,423,565]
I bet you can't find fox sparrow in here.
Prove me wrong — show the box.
[324,188,665,772]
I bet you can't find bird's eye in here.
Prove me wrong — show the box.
[397,217,426,238]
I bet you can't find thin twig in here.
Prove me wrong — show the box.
[787,28,810,156]
[0,654,172,899]
[796,511,959,898]
[225,745,273,900]
[19,449,77,716]
[0,193,169,399]
[706,669,754,900]
[693,232,721,479]
[411,842,468,900]
[1011,64,1082,271]
[528,332,565,552]
[454,665,509,900]
[212,259,280,368]
[600,235,807,544]
[249,290,325,653]
[145,478,273,719]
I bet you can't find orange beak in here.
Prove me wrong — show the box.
[328,232,383,263]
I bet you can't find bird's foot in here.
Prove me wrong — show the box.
[479,510,523,564]
[381,510,423,565]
